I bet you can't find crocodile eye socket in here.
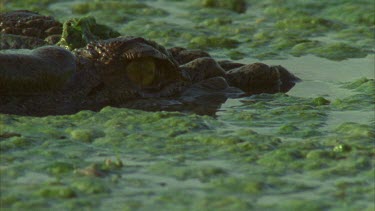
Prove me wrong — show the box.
[126,57,156,86]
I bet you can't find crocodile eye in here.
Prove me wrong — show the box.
[126,57,156,86]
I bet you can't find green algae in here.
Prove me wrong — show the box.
[70,1,168,22]
[312,97,331,106]
[4,0,374,60]
[46,161,75,175]
[200,0,247,13]
[219,94,329,135]
[335,122,375,138]
[342,77,375,92]
[227,50,246,60]
[58,16,120,50]
[148,162,227,182]
[322,2,375,26]
[2,0,59,14]
[291,41,367,61]
[308,43,367,61]
[71,178,109,194]
[274,16,337,34]
[36,186,76,198]
[71,1,155,15]
[188,36,239,49]
[1,79,374,209]
[333,78,375,110]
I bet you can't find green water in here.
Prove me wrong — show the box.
[1,0,374,210]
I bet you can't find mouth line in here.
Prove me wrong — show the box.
[115,80,189,103]
[138,81,189,98]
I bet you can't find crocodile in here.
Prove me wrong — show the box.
[0,10,300,116]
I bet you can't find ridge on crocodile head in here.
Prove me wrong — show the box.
[72,36,191,101]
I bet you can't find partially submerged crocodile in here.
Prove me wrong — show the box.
[0,11,300,116]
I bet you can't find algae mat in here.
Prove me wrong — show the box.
[1,0,375,210]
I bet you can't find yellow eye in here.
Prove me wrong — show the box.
[126,57,156,86]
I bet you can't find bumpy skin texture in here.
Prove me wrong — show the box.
[0,10,62,49]
[0,37,190,115]
[0,11,300,116]
[168,47,211,65]
[71,37,189,103]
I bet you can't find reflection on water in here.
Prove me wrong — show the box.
[225,55,374,103]
[217,55,374,135]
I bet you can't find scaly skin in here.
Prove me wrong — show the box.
[0,37,190,115]
[0,10,62,49]
[0,11,300,116]
[71,37,190,104]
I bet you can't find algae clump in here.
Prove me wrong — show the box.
[201,0,247,13]
[58,17,120,50]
